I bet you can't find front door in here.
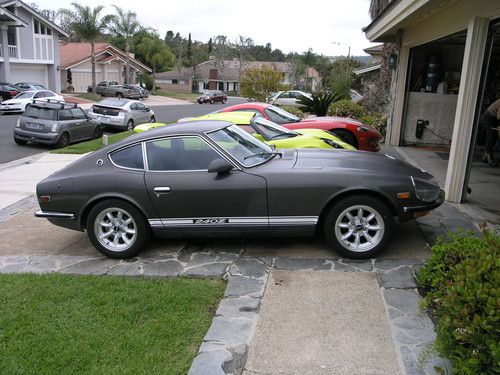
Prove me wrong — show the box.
[143,136,268,233]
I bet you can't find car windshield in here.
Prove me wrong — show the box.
[206,125,275,167]
[15,91,35,99]
[23,106,57,120]
[34,85,45,90]
[98,98,129,107]
[252,117,298,140]
[264,105,301,124]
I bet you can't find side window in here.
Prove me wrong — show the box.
[279,92,289,98]
[146,137,222,171]
[33,92,41,98]
[130,103,138,110]
[70,108,86,119]
[98,82,107,87]
[59,109,72,121]
[136,103,146,111]
[110,144,144,170]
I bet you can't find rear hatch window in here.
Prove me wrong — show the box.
[23,106,57,120]
[92,105,122,116]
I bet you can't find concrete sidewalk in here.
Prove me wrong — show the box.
[0,152,84,210]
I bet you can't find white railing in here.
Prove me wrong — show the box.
[0,45,18,58]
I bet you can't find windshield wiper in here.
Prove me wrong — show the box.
[244,151,282,160]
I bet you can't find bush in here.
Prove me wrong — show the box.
[328,99,365,119]
[297,91,345,117]
[139,73,154,91]
[360,112,388,139]
[279,105,305,118]
[417,231,500,374]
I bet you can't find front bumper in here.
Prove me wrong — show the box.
[0,106,23,112]
[14,129,58,145]
[403,190,445,213]
[35,210,75,220]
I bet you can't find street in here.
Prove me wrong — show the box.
[0,97,246,165]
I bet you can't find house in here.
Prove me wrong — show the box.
[155,59,321,94]
[364,0,500,208]
[0,0,69,92]
[59,42,152,93]
[354,44,383,95]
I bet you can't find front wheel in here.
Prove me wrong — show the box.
[86,199,150,259]
[210,99,214,104]
[323,195,394,259]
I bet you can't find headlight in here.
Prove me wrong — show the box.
[411,177,440,202]
[322,138,343,149]
[51,123,59,132]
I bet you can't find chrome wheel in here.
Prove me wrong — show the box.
[94,207,137,252]
[334,205,384,253]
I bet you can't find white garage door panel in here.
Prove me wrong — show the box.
[11,64,48,87]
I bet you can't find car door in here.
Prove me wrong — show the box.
[135,102,150,124]
[143,136,268,234]
[58,109,81,140]
[70,107,94,139]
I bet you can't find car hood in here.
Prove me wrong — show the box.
[293,149,434,181]
[2,97,29,104]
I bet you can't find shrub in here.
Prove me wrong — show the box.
[297,91,345,117]
[139,73,154,91]
[279,105,305,118]
[417,231,500,374]
[240,65,288,102]
[360,112,388,139]
[328,99,365,119]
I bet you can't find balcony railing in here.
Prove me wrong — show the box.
[0,45,18,58]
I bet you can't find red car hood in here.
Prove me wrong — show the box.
[298,116,380,135]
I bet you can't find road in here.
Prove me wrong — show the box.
[0,97,246,165]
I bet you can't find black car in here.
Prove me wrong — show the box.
[0,83,20,101]
[197,90,227,104]
[35,121,444,259]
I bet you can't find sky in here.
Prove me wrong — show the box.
[38,0,377,56]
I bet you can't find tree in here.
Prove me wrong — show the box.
[234,35,254,94]
[322,56,361,97]
[136,34,175,90]
[59,4,112,93]
[212,35,230,90]
[186,33,192,66]
[109,6,141,84]
[208,37,213,54]
[288,55,307,90]
[171,34,187,81]
[240,65,288,102]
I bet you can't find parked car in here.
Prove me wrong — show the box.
[180,112,356,150]
[269,90,312,106]
[125,84,149,99]
[220,103,382,152]
[15,82,47,92]
[88,98,155,131]
[197,90,227,104]
[35,120,444,260]
[0,90,64,113]
[88,81,142,99]
[0,84,20,101]
[13,100,103,148]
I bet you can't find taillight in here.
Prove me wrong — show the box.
[39,195,50,203]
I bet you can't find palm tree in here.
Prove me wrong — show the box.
[59,4,112,93]
[109,6,141,84]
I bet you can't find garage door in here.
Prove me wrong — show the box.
[11,64,48,87]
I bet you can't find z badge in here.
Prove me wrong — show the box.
[194,218,229,224]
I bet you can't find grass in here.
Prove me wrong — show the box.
[0,273,225,374]
[73,93,102,102]
[154,89,199,102]
[51,130,135,154]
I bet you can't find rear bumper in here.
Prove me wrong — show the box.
[14,129,58,144]
[35,210,75,220]
[403,190,445,213]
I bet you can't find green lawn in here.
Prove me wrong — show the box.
[154,90,199,102]
[73,93,102,102]
[51,130,135,154]
[0,273,225,374]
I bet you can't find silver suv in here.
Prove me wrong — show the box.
[88,98,156,131]
[14,100,103,148]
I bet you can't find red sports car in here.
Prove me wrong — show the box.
[220,103,381,152]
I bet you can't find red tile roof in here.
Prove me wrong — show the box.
[60,42,110,69]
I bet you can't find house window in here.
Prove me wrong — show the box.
[40,24,46,34]
[172,79,178,84]
[47,28,52,36]
[34,20,40,34]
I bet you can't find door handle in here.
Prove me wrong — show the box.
[153,186,171,196]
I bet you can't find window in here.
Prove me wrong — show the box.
[24,106,57,120]
[34,20,40,34]
[264,106,301,124]
[70,108,87,120]
[110,144,144,170]
[58,109,72,121]
[146,137,221,171]
[47,28,52,36]
[129,103,138,110]
[172,79,178,84]
[40,24,46,35]
[136,103,146,111]
[279,92,289,98]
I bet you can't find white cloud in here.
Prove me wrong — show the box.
[39,0,377,56]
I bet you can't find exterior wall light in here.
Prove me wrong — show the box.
[389,53,398,70]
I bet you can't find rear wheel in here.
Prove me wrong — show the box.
[86,199,150,259]
[150,115,156,123]
[126,120,134,131]
[210,99,214,104]
[93,125,103,139]
[323,194,394,259]
[116,92,123,99]
[55,132,70,149]
[331,129,357,148]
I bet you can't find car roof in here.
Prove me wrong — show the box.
[193,111,254,125]
[96,98,130,107]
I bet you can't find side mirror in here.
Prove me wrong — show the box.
[208,158,233,174]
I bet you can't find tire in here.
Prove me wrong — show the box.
[86,199,150,259]
[14,137,27,145]
[323,194,394,259]
[331,129,357,148]
[116,92,123,99]
[126,120,134,131]
[150,115,156,123]
[222,99,227,104]
[93,125,103,139]
[55,132,70,149]
[210,99,214,104]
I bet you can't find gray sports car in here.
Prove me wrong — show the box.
[35,120,444,259]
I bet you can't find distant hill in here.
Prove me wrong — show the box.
[328,55,374,66]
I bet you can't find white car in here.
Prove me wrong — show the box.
[0,90,64,113]
[269,90,312,106]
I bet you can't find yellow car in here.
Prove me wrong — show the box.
[186,112,355,150]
